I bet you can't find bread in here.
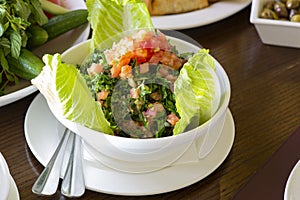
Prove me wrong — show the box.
[144,0,209,16]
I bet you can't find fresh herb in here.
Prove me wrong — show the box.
[0,0,48,94]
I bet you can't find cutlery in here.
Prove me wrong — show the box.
[32,129,85,197]
[61,133,85,197]
[32,129,71,195]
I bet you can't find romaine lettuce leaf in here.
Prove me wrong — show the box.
[31,54,113,134]
[86,0,154,50]
[173,49,220,135]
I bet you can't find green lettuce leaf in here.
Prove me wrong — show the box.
[173,49,220,135]
[86,0,154,50]
[31,54,113,134]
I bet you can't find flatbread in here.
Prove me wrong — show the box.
[144,0,209,15]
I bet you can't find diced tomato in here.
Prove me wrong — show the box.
[160,51,183,70]
[139,63,149,74]
[130,88,140,99]
[97,90,109,101]
[87,63,104,76]
[111,52,132,78]
[167,113,179,126]
[149,51,183,70]
[158,66,169,77]
[119,65,132,79]
[134,48,152,63]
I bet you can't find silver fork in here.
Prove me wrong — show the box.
[32,129,85,197]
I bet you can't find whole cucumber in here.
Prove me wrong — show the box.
[27,25,49,48]
[8,49,44,80]
[42,9,88,41]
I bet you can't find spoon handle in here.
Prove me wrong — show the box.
[61,132,85,197]
[32,129,71,195]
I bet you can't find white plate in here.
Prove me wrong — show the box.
[151,0,252,30]
[24,93,235,196]
[0,0,90,107]
[284,160,300,200]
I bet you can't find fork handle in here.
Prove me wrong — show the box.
[32,129,70,195]
[61,133,85,197]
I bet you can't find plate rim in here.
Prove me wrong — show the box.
[151,0,252,29]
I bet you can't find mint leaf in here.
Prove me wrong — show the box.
[10,30,22,58]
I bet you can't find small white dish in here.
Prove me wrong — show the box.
[284,160,300,200]
[0,0,90,107]
[250,0,300,48]
[151,0,252,30]
[7,176,20,200]
[24,93,235,195]
[0,153,10,200]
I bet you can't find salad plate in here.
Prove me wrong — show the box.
[24,93,235,195]
[0,0,90,107]
[284,160,300,200]
[151,0,252,30]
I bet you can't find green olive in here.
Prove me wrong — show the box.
[291,14,300,21]
[274,2,289,18]
[264,1,276,9]
[286,0,300,9]
[260,8,279,19]
[260,0,300,22]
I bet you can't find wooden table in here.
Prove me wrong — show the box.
[1,5,300,200]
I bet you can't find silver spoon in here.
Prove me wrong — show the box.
[61,133,85,197]
[32,129,71,195]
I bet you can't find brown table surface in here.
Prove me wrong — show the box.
[1,5,300,200]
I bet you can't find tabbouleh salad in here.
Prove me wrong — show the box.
[80,30,193,138]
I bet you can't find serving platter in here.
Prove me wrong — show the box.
[151,0,252,30]
[0,0,90,107]
[24,93,235,195]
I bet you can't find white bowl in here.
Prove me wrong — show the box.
[0,153,10,200]
[50,36,231,173]
[250,0,300,48]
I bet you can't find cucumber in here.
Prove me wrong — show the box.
[27,26,49,48]
[42,9,88,41]
[8,49,44,80]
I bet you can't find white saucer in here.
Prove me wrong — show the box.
[284,160,300,200]
[24,93,235,196]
